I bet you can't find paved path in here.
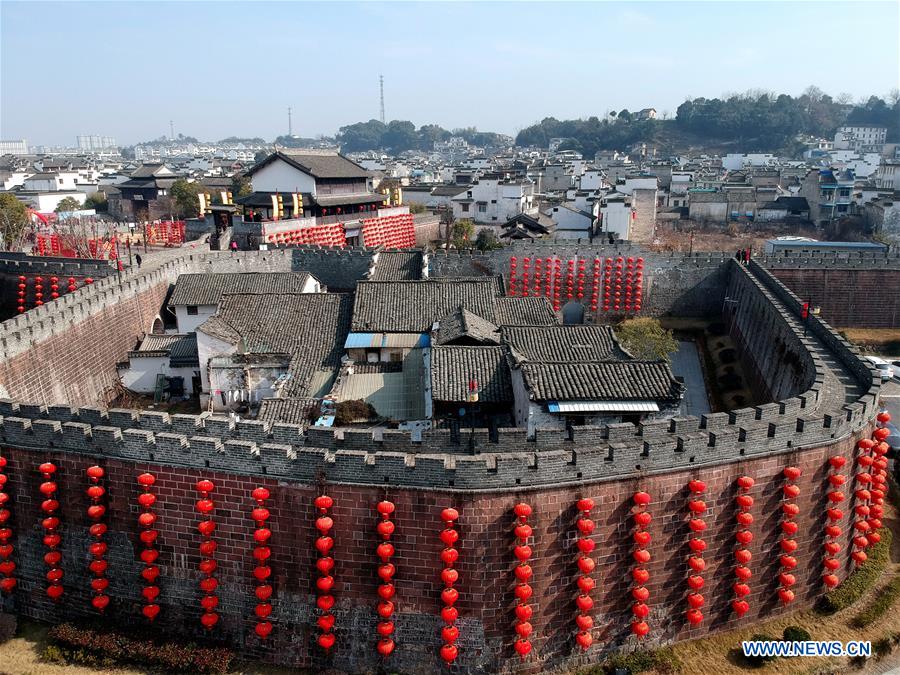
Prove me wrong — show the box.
[670,339,711,416]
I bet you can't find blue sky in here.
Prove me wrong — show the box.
[2,1,898,146]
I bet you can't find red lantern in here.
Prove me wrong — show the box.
[733,474,754,616]
[373,499,396,655]
[630,490,652,637]
[511,503,533,658]
[196,480,218,630]
[439,506,460,662]
[0,455,13,595]
[86,466,109,612]
[314,494,336,649]
[39,462,63,602]
[250,487,274,640]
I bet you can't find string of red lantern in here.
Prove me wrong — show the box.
[732,475,754,617]
[823,456,846,588]
[512,503,533,659]
[251,487,273,640]
[314,495,336,651]
[574,498,595,650]
[543,257,552,301]
[533,258,542,296]
[686,480,707,626]
[508,257,518,296]
[196,479,219,630]
[16,275,26,313]
[374,500,396,657]
[0,454,14,595]
[778,467,801,605]
[631,491,651,638]
[521,258,530,297]
[869,414,892,548]
[39,462,63,602]
[439,507,460,665]
[34,276,44,307]
[852,438,875,567]
[85,466,109,613]
[136,473,160,621]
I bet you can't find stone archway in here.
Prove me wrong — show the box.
[150,316,164,334]
[562,301,585,325]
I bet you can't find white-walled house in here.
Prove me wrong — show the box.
[451,178,537,224]
[598,193,634,240]
[167,272,320,334]
[579,170,605,192]
[117,334,200,396]
[616,176,658,196]
[546,204,594,240]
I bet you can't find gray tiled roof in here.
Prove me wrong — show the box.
[351,278,502,332]
[199,292,352,397]
[494,297,558,326]
[521,361,683,403]
[370,251,424,281]
[435,308,500,345]
[501,325,627,362]
[137,333,198,366]
[249,150,369,179]
[168,272,314,307]
[257,397,319,426]
[431,346,512,403]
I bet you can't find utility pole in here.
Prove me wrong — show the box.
[169,120,175,140]
[379,75,385,124]
[288,107,293,136]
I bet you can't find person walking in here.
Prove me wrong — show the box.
[230,239,238,255]
[135,253,142,269]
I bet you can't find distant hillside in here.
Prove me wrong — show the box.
[515,89,899,157]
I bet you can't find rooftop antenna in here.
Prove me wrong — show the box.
[169,120,175,140]
[288,106,293,136]
[379,75,385,124]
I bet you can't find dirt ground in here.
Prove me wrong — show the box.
[648,221,825,254]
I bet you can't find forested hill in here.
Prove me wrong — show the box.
[514,90,899,157]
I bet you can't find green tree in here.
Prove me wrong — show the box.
[451,219,475,248]
[169,179,202,218]
[0,193,30,250]
[83,193,108,212]
[230,173,252,199]
[336,119,387,152]
[382,120,418,153]
[408,202,427,214]
[54,196,83,214]
[475,228,502,251]
[616,318,678,363]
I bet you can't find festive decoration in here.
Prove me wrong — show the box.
[136,473,160,621]
[39,462,63,602]
[439,507,460,664]
[574,497,595,650]
[778,467,800,604]
[853,437,876,566]
[374,500,396,657]
[511,503,533,659]
[686,480,706,626]
[823,456,845,588]
[631,491,651,637]
[732,476,754,617]
[0,454,14,594]
[196,480,219,630]
[314,495,336,651]
[250,487,273,640]
[85,466,109,612]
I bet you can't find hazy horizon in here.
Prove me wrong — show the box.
[2,0,898,147]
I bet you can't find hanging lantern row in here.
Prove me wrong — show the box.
[512,503,534,659]
[15,274,90,313]
[314,495,336,652]
[39,462,64,602]
[251,487,273,640]
[136,472,160,621]
[0,455,14,595]
[778,467,801,605]
[374,500,396,658]
[196,480,219,630]
[852,437,876,567]
[732,475,754,618]
[574,498,595,651]
[439,507,460,665]
[866,413,892,550]
[685,480,707,626]
[630,491,651,638]
[85,466,109,613]
[823,456,846,588]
